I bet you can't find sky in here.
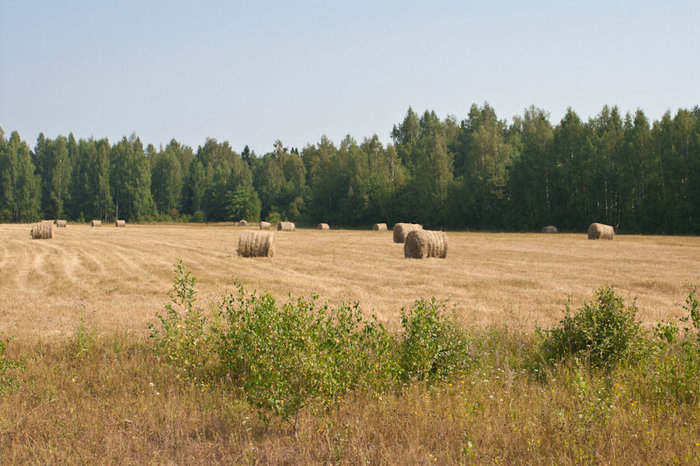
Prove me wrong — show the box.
[1,0,698,155]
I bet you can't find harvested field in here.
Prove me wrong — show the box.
[0,223,698,338]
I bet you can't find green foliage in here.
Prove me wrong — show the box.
[215,284,397,434]
[571,358,619,431]
[73,312,96,357]
[217,285,396,431]
[266,210,282,224]
[538,285,643,369]
[148,261,210,382]
[399,298,471,382]
[2,102,700,233]
[643,286,700,404]
[191,210,205,223]
[0,333,25,394]
[226,185,261,222]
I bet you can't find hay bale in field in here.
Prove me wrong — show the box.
[588,222,614,240]
[259,221,271,230]
[277,221,295,232]
[238,220,248,227]
[404,230,447,259]
[115,220,126,227]
[91,220,101,227]
[237,231,275,257]
[541,225,558,234]
[317,223,330,230]
[393,223,422,243]
[55,220,67,228]
[373,223,388,231]
[30,221,53,240]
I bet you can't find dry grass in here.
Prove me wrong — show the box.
[0,223,698,339]
[1,331,699,465]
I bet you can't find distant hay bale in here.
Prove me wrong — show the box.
[373,223,388,231]
[588,222,614,240]
[115,220,126,227]
[237,231,275,257]
[277,221,295,232]
[238,220,248,227]
[259,221,271,230]
[541,225,558,233]
[30,221,53,240]
[404,230,447,259]
[393,223,422,243]
[317,223,330,230]
[91,220,101,227]
[55,220,67,228]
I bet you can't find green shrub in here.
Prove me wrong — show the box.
[538,285,643,369]
[399,298,471,382]
[266,210,282,225]
[215,284,397,435]
[147,261,211,382]
[644,286,700,404]
[191,210,205,223]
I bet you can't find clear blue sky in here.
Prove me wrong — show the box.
[1,0,698,154]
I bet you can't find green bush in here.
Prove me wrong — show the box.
[147,261,211,382]
[644,286,700,404]
[399,298,471,382]
[215,284,397,435]
[538,285,643,369]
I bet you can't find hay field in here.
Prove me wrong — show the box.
[0,222,698,339]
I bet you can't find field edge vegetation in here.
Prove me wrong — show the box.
[1,264,699,464]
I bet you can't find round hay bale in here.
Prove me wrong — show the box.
[588,222,614,240]
[237,231,275,257]
[91,220,102,227]
[373,223,388,231]
[55,220,67,228]
[30,221,53,239]
[259,221,271,230]
[115,220,126,227]
[277,221,295,232]
[238,220,248,227]
[317,223,330,230]
[541,225,558,234]
[393,223,422,243]
[404,230,447,259]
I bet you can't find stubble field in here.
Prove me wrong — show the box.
[1,222,698,339]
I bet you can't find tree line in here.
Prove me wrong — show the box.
[0,103,698,233]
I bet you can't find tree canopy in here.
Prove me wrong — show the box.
[1,103,698,234]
